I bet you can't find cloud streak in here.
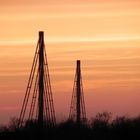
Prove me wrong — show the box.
[1,36,140,45]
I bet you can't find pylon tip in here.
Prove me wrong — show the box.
[39,31,44,36]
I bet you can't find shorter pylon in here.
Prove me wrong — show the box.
[69,60,86,125]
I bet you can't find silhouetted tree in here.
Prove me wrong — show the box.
[8,117,19,132]
[91,112,112,129]
[1,113,140,140]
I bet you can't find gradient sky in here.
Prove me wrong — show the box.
[0,0,140,124]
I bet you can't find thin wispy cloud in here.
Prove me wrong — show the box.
[1,36,140,45]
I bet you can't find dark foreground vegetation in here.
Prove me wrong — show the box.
[0,112,140,140]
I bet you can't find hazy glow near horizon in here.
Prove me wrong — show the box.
[0,0,140,124]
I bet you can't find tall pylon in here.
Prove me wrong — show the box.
[69,60,86,125]
[18,31,56,128]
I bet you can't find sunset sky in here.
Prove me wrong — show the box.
[0,0,140,124]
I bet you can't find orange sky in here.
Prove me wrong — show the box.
[0,0,140,124]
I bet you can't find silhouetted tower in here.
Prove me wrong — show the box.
[69,60,86,125]
[18,31,56,127]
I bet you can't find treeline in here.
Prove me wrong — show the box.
[0,112,140,140]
